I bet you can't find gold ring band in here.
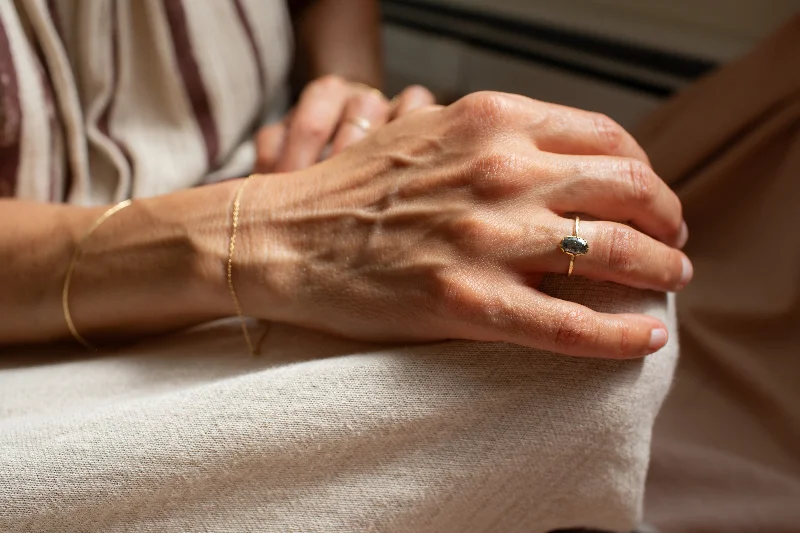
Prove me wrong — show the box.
[559,215,590,277]
[345,117,372,133]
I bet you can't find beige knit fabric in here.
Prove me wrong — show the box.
[0,281,676,533]
[0,2,677,532]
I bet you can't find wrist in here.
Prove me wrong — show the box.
[178,175,300,325]
[61,188,233,342]
[232,174,299,323]
[158,180,241,321]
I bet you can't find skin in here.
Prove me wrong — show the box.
[289,0,384,90]
[0,92,692,358]
[255,0,436,173]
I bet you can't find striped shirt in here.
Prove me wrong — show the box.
[0,0,292,204]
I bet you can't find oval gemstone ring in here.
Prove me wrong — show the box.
[560,216,589,277]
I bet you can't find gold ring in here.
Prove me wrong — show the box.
[559,216,589,277]
[345,117,372,133]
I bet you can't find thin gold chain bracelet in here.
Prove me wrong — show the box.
[62,199,132,350]
[227,175,259,356]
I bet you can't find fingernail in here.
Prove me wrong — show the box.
[649,328,668,352]
[677,221,689,248]
[678,256,693,289]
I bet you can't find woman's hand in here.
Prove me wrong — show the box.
[254,75,435,173]
[232,92,692,359]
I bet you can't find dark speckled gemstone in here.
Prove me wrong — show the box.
[560,236,589,255]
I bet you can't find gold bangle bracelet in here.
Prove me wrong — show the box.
[227,175,259,356]
[62,199,132,350]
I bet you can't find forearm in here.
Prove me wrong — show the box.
[290,0,383,89]
[0,183,237,346]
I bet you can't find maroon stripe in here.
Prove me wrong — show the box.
[43,0,71,201]
[0,14,22,198]
[36,59,60,202]
[97,0,134,198]
[46,0,62,41]
[162,0,219,168]
[231,0,266,98]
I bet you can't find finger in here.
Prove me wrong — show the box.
[534,106,651,165]
[275,75,350,172]
[254,120,287,173]
[531,218,693,293]
[526,100,650,165]
[457,281,669,359]
[474,93,650,165]
[330,90,390,156]
[542,154,685,247]
[389,85,436,119]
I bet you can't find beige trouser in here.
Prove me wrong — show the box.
[640,16,800,533]
[0,277,675,533]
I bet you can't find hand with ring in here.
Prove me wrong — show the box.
[231,92,693,360]
[254,75,436,173]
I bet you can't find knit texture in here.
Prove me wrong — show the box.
[0,278,677,532]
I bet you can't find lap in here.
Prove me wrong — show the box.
[0,277,676,533]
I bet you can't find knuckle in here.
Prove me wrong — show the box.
[296,118,330,142]
[592,113,625,153]
[314,74,345,91]
[255,152,276,172]
[254,131,279,171]
[665,197,685,242]
[527,101,553,129]
[405,85,436,104]
[407,84,433,97]
[373,98,392,116]
[437,210,523,260]
[617,321,633,357]
[432,269,482,317]
[447,213,494,249]
[479,295,510,330]
[603,225,637,273]
[662,250,684,287]
[466,150,529,197]
[356,90,387,108]
[553,309,595,349]
[430,268,459,305]
[472,150,519,177]
[621,159,656,205]
[457,91,513,126]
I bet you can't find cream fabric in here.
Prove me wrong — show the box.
[0,281,677,533]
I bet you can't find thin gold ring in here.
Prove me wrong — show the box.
[559,215,590,277]
[345,116,372,133]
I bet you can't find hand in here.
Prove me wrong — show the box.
[234,92,692,359]
[254,75,435,173]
